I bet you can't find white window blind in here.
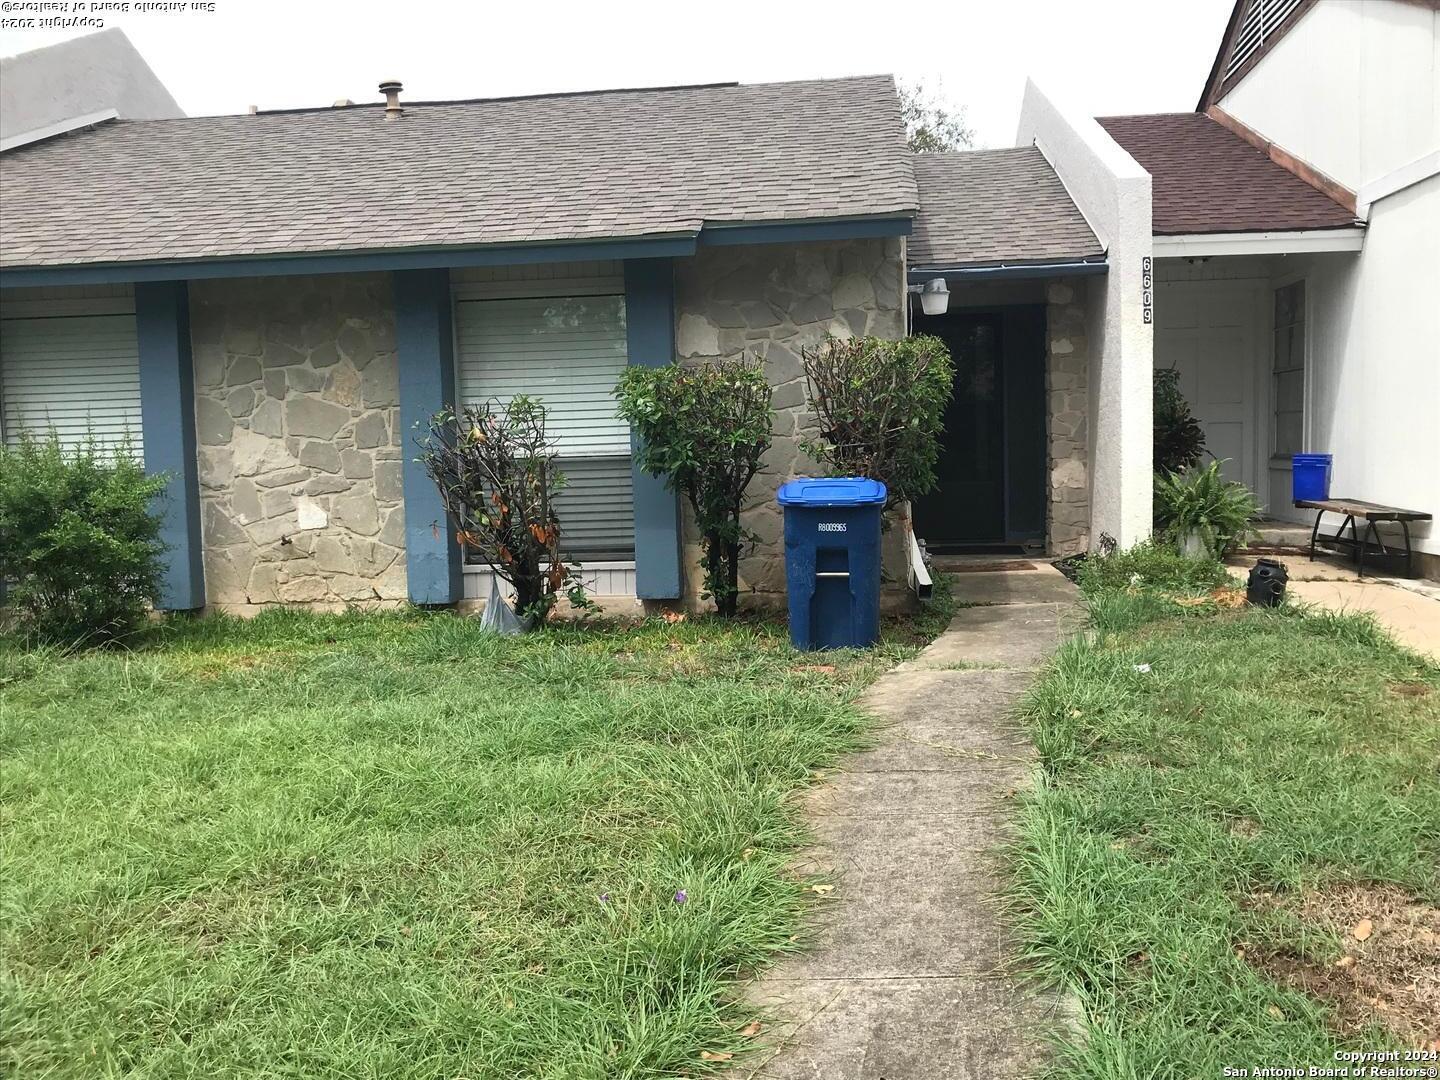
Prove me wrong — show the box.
[454,293,634,560]
[455,295,630,456]
[0,313,143,454]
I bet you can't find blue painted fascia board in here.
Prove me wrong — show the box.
[394,268,464,606]
[134,281,206,611]
[907,259,1108,284]
[700,216,912,247]
[0,216,916,289]
[0,236,699,289]
[623,258,683,601]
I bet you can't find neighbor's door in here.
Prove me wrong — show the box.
[1154,280,1265,493]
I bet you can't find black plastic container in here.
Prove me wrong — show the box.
[1246,558,1289,607]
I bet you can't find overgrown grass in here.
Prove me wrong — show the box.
[1011,589,1440,1075]
[0,608,930,1078]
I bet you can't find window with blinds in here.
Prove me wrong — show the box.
[1272,281,1305,458]
[0,312,144,455]
[454,292,634,561]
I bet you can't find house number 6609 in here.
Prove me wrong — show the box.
[1142,256,1153,325]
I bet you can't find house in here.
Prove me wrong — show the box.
[1095,0,1439,577]
[1,73,1149,612]
[1,28,183,150]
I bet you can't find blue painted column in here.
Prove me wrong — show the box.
[135,281,205,611]
[624,258,683,599]
[393,268,463,606]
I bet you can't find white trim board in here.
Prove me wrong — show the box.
[1152,229,1365,258]
[1355,151,1440,220]
[0,109,118,153]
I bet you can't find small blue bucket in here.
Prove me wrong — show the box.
[1292,453,1332,503]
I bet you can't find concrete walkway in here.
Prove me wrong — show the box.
[1228,553,1440,660]
[747,566,1078,1078]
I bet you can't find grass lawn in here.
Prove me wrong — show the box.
[1,605,944,1078]
[1012,578,1440,1076]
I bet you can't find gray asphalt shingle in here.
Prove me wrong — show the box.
[907,147,1104,269]
[0,76,918,269]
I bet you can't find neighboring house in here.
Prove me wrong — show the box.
[1096,0,1439,573]
[0,28,183,150]
[1,75,1140,613]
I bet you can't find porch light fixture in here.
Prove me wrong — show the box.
[909,277,950,316]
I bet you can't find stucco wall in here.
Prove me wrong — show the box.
[190,274,407,608]
[672,237,906,605]
[1017,79,1153,551]
[0,28,183,141]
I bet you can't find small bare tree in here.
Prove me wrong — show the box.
[418,397,587,627]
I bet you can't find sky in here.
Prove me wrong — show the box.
[0,0,1235,146]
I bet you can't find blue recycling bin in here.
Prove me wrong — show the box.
[1292,453,1332,503]
[777,477,887,650]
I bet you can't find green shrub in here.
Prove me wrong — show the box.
[800,334,954,508]
[0,433,166,647]
[615,358,773,617]
[1153,367,1205,475]
[1154,460,1261,557]
[1076,539,1234,597]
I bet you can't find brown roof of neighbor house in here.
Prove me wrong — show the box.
[908,147,1103,270]
[0,76,918,270]
[1097,112,1358,235]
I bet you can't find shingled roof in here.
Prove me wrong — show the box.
[907,147,1104,270]
[1097,112,1357,235]
[0,76,918,270]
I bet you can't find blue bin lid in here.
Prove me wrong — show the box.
[777,477,888,507]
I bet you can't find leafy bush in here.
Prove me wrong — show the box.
[1075,539,1234,597]
[616,358,772,617]
[801,334,954,509]
[1154,460,1261,558]
[1154,367,1205,475]
[417,398,588,627]
[0,433,166,647]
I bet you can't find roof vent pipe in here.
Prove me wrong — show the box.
[379,80,403,120]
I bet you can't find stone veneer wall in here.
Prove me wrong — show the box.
[673,238,906,605]
[189,274,407,607]
[1046,278,1090,556]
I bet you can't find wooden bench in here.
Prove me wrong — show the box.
[1295,498,1433,578]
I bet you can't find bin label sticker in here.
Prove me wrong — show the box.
[818,522,847,533]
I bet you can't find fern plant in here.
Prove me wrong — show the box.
[1154,460,1260,558]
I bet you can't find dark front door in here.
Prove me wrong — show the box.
[912,306,1046,552]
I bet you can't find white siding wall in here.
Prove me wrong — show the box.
[1218,0,1440,192]
[1274,176,1440,554]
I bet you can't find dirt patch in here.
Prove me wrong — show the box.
[1387,681,1432,699]
[1243,883,1440,1049]
[1226,816,1262,839]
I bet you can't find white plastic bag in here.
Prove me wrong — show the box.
[479,575,524,635]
